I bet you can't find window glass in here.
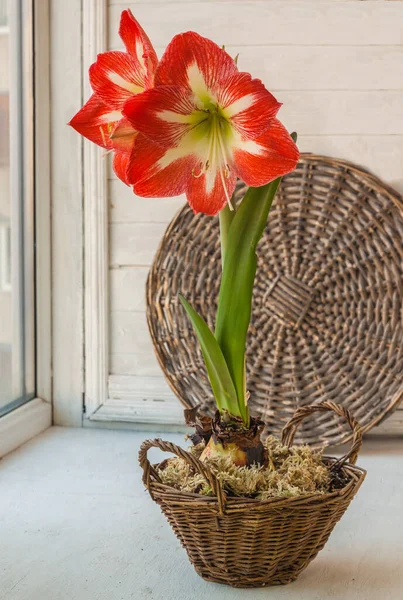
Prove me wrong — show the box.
[0,0,35,416]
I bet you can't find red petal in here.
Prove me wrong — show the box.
[89,51,146,109]
[123,86,198,148]
[186,168,237,216]
[110,117,137,154]
[220,72,281,140]
[233,119,299,187]
[155,32,237,96]
[127,134,197,197]
[113,152,131,185]
[69,94,121,149]
[119,10,158,88]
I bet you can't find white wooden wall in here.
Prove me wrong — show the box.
[107,0,403,428]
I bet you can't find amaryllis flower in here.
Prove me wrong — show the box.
[69,9,158,184]
[123,32,299,215]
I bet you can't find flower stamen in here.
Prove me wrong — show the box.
[215,118,233,209]
[191,104,234,208]
[192,162,204,178]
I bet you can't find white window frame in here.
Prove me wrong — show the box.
[81,0,109,423]
[0,0,52,458]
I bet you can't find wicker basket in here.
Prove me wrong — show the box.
[146,155,403,448]
[139,401,366,588]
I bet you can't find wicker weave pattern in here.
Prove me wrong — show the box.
[146,155,403,447]
[139,402,366,588]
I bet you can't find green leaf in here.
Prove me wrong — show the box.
[214,178,283,422]
[179,294,241,418]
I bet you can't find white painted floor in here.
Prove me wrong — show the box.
[0,427,402,600]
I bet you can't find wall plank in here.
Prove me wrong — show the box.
[110,222,168,267]
[110,266,148,312]
[106,42,403,92]
[273,92,403,135]
[109,2,403,47]
[109,311,164,377]
[109,353,163,377]
[109,182,184,223]
[110,311,153,355]
[234,46,403,91]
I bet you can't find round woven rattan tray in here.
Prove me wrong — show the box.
[146,154,403,447]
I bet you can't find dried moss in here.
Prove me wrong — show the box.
[157,436,331,500]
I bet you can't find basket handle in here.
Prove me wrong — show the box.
[281,400,363,467]
[138,438,227,514]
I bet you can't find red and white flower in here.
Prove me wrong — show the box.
[68,9,158,184]
[123,32,299,215]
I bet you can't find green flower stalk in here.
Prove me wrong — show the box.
[180,135,297,466]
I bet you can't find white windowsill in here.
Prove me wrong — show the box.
[0,397,51,458]
[0,427,402,599]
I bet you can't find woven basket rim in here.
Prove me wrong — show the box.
[150,457,366,508]
[146,154,403,446]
